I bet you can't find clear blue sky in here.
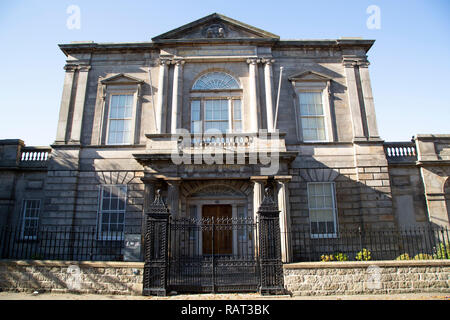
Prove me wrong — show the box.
[0,0,449,146]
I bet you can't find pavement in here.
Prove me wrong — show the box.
[0,291,449,300]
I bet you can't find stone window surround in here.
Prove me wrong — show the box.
[190,71,243,133]
[102,88,139,146]
[97,184,128,240]
[290,79,334,143]
[20,199,41,240]
[98,74,144,146]
[306,181,339,239]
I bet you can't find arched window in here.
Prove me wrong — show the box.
[192,72,240,90]
[190,72,242,133]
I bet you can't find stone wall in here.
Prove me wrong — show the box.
[284,260,450,296]
[0,260,144,295]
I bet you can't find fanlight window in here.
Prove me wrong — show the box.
[192,72,240,90]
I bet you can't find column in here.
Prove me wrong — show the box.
[342,57,365,141]
[247,59,259,133]
[156,59,170,133]
[276,177,292,263]
[167,179,181,218]
[252,178,265,221]
[70,65,91,143]
[171,60,185,134]
[55,65,77,143]
[252,177,266,257]
[142,177,157,211]
[358,61,380,139]
[263,59,275,132]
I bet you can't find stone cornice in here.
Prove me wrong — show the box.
[59,39,375,56]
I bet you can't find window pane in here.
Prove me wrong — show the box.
[233,100,242,120]
[308,183,336,235]
[191,100,200,120]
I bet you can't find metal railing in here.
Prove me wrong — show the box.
[0,225,141,261]
[288,224,450,262]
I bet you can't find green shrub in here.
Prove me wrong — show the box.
[413,253,433,260]
[355,248,371,261]
[320,254,335,262]
[334,252,349,261]
[433,243,450,259]
[395,253,411,260]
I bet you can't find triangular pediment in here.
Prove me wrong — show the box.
[288,70,332,82]
[100,73,144,85]
[152,13,279,41]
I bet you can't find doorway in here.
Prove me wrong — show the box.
[202,204,232,255]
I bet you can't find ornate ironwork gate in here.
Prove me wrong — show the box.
[143,186,285,296]
[167,215,259,293]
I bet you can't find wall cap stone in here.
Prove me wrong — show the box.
[0,259,144,268]
[283,259,450,269]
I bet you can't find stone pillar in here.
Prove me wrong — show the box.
[55,65,77,143]
[171,60,185,134]
[263,59,275,133]
[252,178,265,221]
[252,177,266,256]
[167,179,181,218]
[276,177,292,263]
[247,58,259,133]
[156,59,170,134]
[343,57,365,141]
[358,61,380,139]
[70,65,91,144]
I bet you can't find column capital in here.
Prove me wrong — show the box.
[63,64,78,72]
[251,176,269,183]
[274,175,292,183]
[342,55,369,68]
[78,65,91,72]
[246,58,261,65]
[171,59,185,66]
[261,58,275,65]
[159,58,171,66]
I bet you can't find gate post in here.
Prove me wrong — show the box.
[258,186,285,295]
[143,189,171,296]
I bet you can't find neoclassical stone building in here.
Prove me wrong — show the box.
[1,13,449,264]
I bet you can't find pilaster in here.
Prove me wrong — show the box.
[171,60,185,134]
[69,65,91,144]
[55,65,77,144]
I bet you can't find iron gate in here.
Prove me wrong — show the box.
[167,216,260,293]
[143,187,284,296]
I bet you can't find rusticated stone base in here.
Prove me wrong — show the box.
[0,260,144,295]
[283,260,450,296]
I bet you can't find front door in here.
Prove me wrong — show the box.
[202,205,232,255]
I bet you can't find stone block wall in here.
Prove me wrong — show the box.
[0,260,144,295]
[283,260,450,296]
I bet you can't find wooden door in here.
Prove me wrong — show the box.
[202,205,232,255]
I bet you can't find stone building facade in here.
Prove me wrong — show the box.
[1,13,449,263]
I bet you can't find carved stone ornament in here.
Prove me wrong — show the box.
[202,23,227,38]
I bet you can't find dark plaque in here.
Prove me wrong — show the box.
[124,234,141,261]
